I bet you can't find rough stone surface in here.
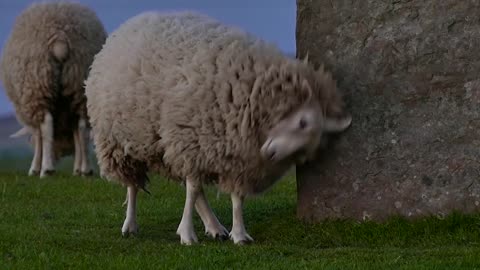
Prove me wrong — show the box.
[296,0,480,222]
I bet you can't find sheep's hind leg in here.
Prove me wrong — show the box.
[73,127,81,175]
[229,193,253,245]
[28,130,42,176]
[195,189,229,240]
[122,185,138,237]
[176,178,201,245]
[78,118,93,176]
[40,112,55,178]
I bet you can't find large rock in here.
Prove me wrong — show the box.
[296,0,480,221]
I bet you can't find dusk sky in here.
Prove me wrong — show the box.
[0,0,296,116]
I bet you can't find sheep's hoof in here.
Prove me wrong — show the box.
[214,232,230,241]
[40,170,55,178]
[205,225,229,241]
[73,169,81,176]
[121,230,138,238]
[177,226,198,245]
[121,218,138,238]
[229,231,254,245]
[179,235,198,245]
[28,170,40,176]
[121,225,138,238]
[80,170,94,177]
[236,239,253,246]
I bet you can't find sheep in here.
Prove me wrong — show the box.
[0,1,107,178]
[84,11,352,245]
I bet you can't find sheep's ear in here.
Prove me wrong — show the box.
[10,127,30,138]
[323,114,352,133]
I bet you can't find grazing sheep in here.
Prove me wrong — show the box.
[0,1,107,177]
[85,11,352,245]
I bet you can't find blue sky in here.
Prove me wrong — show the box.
[0,0,296,116]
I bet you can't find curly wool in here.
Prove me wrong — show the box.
[86,11,345,196]
[0,1,107,157]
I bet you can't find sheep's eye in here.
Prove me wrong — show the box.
[299,118,307,129]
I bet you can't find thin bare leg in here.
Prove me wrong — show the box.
[230,193,253,245]
[121,185,138,236]
[28,129,42,176]
[195,189,228,240]
[78,118,92,176]
[73,127,81,175]
[40,112,54,178]
[176,178,201,245]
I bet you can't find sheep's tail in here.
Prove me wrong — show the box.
[48,32,70,62]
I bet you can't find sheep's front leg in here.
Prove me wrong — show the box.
[73,127,81,175]
[121,185,138,236]
[195,189,229,240]
[78,118,92,176]
[28,129,42,176]
[177,178,201,245]
[229,193,253,245]
[40,112,55,178]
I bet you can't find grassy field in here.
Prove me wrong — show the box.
[1,157,480,269]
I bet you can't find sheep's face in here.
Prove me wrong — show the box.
[260,101,351,164]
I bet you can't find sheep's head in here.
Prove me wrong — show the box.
[259,57,351,164]
[260,100,351,164]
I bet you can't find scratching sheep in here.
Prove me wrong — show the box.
[0,1,107,177]
[85,11,352,245]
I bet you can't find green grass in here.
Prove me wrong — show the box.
[0,157,480,269]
